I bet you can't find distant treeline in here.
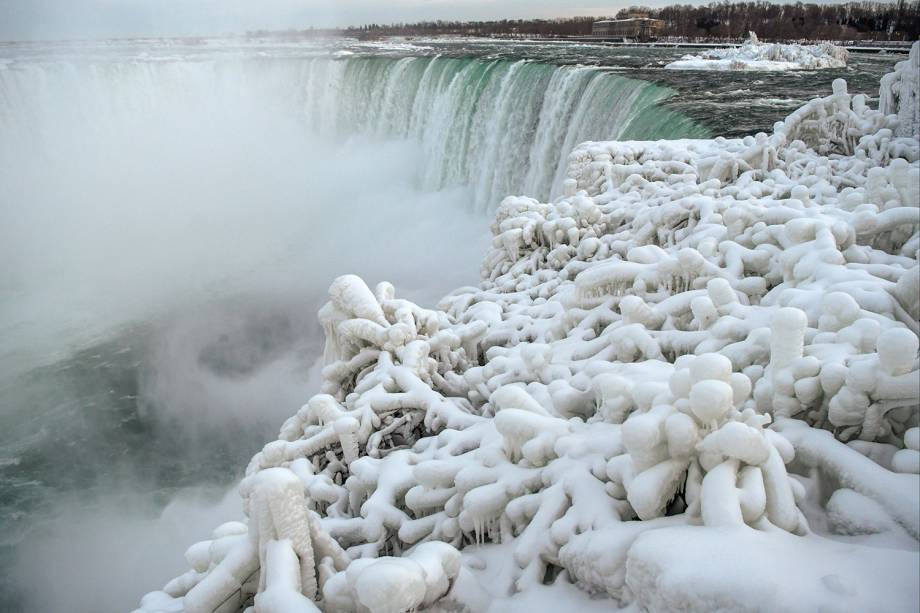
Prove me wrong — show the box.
[341,16,600,39]
[321,1,919,41]
[646,0,919,40]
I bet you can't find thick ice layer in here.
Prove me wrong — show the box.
[136,43,919,613]
[666,32,849,71]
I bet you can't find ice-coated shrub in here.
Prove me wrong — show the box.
[880,42,920,138]
[136,42,920,613]
[608,353,805,533]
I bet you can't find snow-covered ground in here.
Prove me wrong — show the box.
[136,43,919,613]
[666,32,849,71]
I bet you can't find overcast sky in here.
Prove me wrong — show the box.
[0,0,698,41]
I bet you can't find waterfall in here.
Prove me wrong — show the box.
[0,54,708,211]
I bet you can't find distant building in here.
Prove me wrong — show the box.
[592,17,663,41]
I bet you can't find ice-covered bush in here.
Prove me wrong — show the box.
[880,41,920,137]
[136,42,920,613]
[609,353,805,533]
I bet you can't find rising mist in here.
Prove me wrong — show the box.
[0,47,487,612]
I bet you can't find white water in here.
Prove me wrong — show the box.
[297,55,704,206]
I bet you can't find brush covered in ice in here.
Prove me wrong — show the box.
[136,43,920,613]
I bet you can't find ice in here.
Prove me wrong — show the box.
[136,42,920,612]
[879,42,920,137]
[254,540,321,613]
[666,32,849,71]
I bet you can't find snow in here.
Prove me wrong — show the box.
[666,32,849,72]
[776,418,920,538]
[627,526,918,612]
[135,42,920,613]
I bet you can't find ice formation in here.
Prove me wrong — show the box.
[880,41,920,138]
[665,32,849,71]
[136,43,920,612]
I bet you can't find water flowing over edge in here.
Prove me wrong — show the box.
[0,54,708,212]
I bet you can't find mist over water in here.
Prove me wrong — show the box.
[12,488,244,613]
[0,55,490,376]
[0,49,492,612]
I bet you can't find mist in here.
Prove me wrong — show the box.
[0,52,487,612]
[12,487,243,613]
[0,57,486,378]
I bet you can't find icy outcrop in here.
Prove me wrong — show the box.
[879,41,920,137]
[666,32,849,71]
[136,44,920,613]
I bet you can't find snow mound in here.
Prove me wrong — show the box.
[666,31,849,71]
[136,43,919,613]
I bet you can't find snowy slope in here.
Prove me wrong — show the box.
[136,43,920,613]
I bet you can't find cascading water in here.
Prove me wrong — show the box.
[271,55,708,208]
[1,54,707,213]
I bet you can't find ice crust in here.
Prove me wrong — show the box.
[665,32,849,71]
[136,43,920,613]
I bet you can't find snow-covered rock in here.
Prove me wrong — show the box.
[135,42,920,613]
[666,31,849,71]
